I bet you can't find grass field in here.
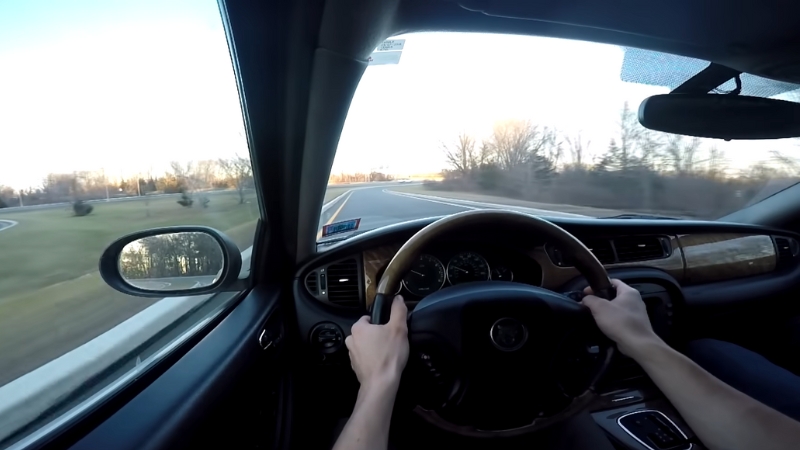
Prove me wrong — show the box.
[323,185,351,203]
[0,191,259,385]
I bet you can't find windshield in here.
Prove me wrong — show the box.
[322,32,800,241]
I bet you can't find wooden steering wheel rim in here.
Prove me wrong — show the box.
[372,209,614,324]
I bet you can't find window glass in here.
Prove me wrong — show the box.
[0,1,256,445]
[322,33,800,243]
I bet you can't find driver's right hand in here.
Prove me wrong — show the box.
[582,279,663,359]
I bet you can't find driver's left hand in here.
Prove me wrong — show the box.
[345,295,409,388]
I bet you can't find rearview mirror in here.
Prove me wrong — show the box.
[638,94,800,140]
[99,226,243,298]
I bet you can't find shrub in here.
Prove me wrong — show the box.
[177,191,193,208]
[0,198,7,209]
[73,200,93,216]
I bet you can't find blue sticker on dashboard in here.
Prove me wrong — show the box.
[322,218,361,237]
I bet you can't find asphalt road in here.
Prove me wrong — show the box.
[325,186,470,231]
[322,184,588,234]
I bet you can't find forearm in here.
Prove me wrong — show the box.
[333,379,399,450]
[633,339,800,450]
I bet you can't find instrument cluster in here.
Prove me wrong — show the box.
[398,247,542,299]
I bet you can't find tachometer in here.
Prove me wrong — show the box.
[402,254,446,297]
[447,252,490,285]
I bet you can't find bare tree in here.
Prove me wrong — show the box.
[169,161,195,189]
[218,155,253,204]
[618,101,644,169]
[194,160,218,188]
[565,133,590,168]
[663,135,702,174]
[441,132,476,175]
[488,119,558,171]
[770,150,800,176]
[706,146,727,179]
[476,141,494,167]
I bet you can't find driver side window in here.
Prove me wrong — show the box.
[0,0,258,446]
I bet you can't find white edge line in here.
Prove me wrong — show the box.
[385,189,588,218]
[321,189,351,213]
[0,220,18,232]
[0,247,253,446]
[384,189,479,210]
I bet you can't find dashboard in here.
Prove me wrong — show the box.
[293,215,800,449]
[296,216,800,326]
[364,242,542,302]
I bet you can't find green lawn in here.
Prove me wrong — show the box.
[0,187,351,386]
[0,191,259,385]
[324,185,351,203]
[0,191,259,300]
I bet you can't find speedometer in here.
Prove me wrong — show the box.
[402,254,446,297]
[446,252,490,285]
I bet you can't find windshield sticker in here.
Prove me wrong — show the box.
[322,218,361,237]
[369,39,404,65]
[377,39,405,51]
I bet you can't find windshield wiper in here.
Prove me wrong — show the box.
[602,214,679,220]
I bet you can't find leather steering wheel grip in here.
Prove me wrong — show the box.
[371,210,613,324]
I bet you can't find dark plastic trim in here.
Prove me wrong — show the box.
[683,260,800,311]
[560,267,683,294]
[64,286,281,450]
[98,226,243,298]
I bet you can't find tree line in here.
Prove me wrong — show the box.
[329,170,395,183]
[0,155,253,208]
[119,232,223,280]
[435,102,800,219]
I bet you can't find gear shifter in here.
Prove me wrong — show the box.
[617,410,691,450]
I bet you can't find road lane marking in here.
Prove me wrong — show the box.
[0,220,18,233]
[321,190,351,213]
[383,190,480,210]
[383,189,588,218]
[326,191,353,225]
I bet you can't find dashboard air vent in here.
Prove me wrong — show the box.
[774,236,799,267]
[326,259,360,307]
[613,236,668,263]
[583,239,615,264]
[305,272,318,295]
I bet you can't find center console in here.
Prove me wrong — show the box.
[590,388,703,450]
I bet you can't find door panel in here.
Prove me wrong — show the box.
[62,286,286,450]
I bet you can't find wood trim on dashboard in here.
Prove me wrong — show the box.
[532,236,685,290]
[678,233,776,284]
[363,244,402,307]
[362,233,778,306]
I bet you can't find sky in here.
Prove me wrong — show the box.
[0,0,246,190]
[334,32,800,176]
[1,1,799,190]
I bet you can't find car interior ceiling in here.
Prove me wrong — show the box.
[33,0,800,449]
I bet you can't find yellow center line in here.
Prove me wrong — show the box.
[326,191,352,225]
[316,191,353,240]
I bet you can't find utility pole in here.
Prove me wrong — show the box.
[18,189,23,207]
[103,168,110,201]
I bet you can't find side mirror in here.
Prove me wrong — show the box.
[99,226,243,298]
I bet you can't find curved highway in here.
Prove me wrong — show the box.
[320,184,595,236]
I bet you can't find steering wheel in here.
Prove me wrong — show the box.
[371,210,615,437]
